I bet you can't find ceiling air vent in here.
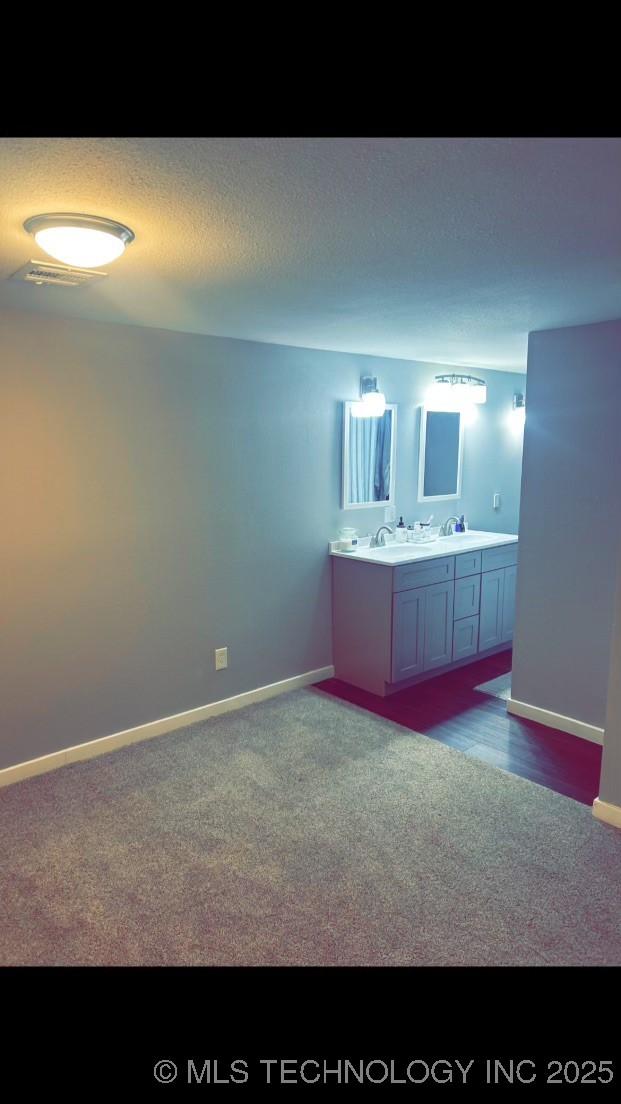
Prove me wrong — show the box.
[9,259,108,288]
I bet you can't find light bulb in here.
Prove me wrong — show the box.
[507,405,526,435]
[428,375,486,409]
[461,403,478,426]
[351,390,386,417]
[362,391,386,417]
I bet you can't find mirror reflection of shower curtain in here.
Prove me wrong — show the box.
[349,410,391,502]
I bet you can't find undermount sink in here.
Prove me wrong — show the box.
[363,544,424,559]
[437,532,494,543]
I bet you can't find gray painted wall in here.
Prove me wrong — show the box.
[511,319,621,730]
[0,307,524,770]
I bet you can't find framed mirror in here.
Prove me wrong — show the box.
[342,402,397,509]
[418,406,463,501]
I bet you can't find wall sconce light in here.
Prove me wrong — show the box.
[429,373,487,408]
[24,213,135,269]
[512,392,526,425]
[351,375,386,418]
[507,391,526,435]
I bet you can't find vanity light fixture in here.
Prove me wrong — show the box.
[351,375,387,418]
[24,213,135,269]
[431,373,487,407]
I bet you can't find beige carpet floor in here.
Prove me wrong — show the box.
[1,687,619,966]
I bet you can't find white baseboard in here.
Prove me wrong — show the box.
[593,798,621,830]
[506,697,604,746]
[0,665,335,790]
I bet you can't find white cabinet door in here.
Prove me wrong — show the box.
[392,588,425,681]
[392,578,455,680]
[501,563,517,643]
[423,580,455,671]
[479,568,504,651]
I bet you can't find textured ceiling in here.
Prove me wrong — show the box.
[1,136,620,370]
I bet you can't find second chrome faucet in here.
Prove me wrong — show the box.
[439,516,461,536]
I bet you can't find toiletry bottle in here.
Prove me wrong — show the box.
[396,516,406,542]
[460,514,467,532]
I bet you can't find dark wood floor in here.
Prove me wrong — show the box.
[314,651,602,806]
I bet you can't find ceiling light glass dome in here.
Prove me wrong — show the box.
[24,214,135,269]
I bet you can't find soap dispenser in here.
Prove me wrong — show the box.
[396,516,406,543]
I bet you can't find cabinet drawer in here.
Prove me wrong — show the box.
[393,556,454,593]
[454,573,481,620]
[453,615,479,661]
[455,550,482,578]
[481,543,518,572]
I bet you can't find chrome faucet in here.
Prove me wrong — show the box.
[371,525,394,547]
[440,516,460,536]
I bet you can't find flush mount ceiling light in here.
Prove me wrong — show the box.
[24,213,135,269]
[351,375,387,418]
[431,373,487,407]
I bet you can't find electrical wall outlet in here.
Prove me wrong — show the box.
[215,647,228,671]
[384,505,396,523]
[493,493,501,509]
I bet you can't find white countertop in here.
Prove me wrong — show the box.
[330,530,518,567]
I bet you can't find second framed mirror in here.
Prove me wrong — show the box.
[418,406,463,502]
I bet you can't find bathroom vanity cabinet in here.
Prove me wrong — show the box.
[331,534,518,696]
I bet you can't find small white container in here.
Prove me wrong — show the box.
[338,527,358,553]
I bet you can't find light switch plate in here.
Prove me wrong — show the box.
[384,505,396,522]
[215,647,228,671]
[493,493,501,509]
